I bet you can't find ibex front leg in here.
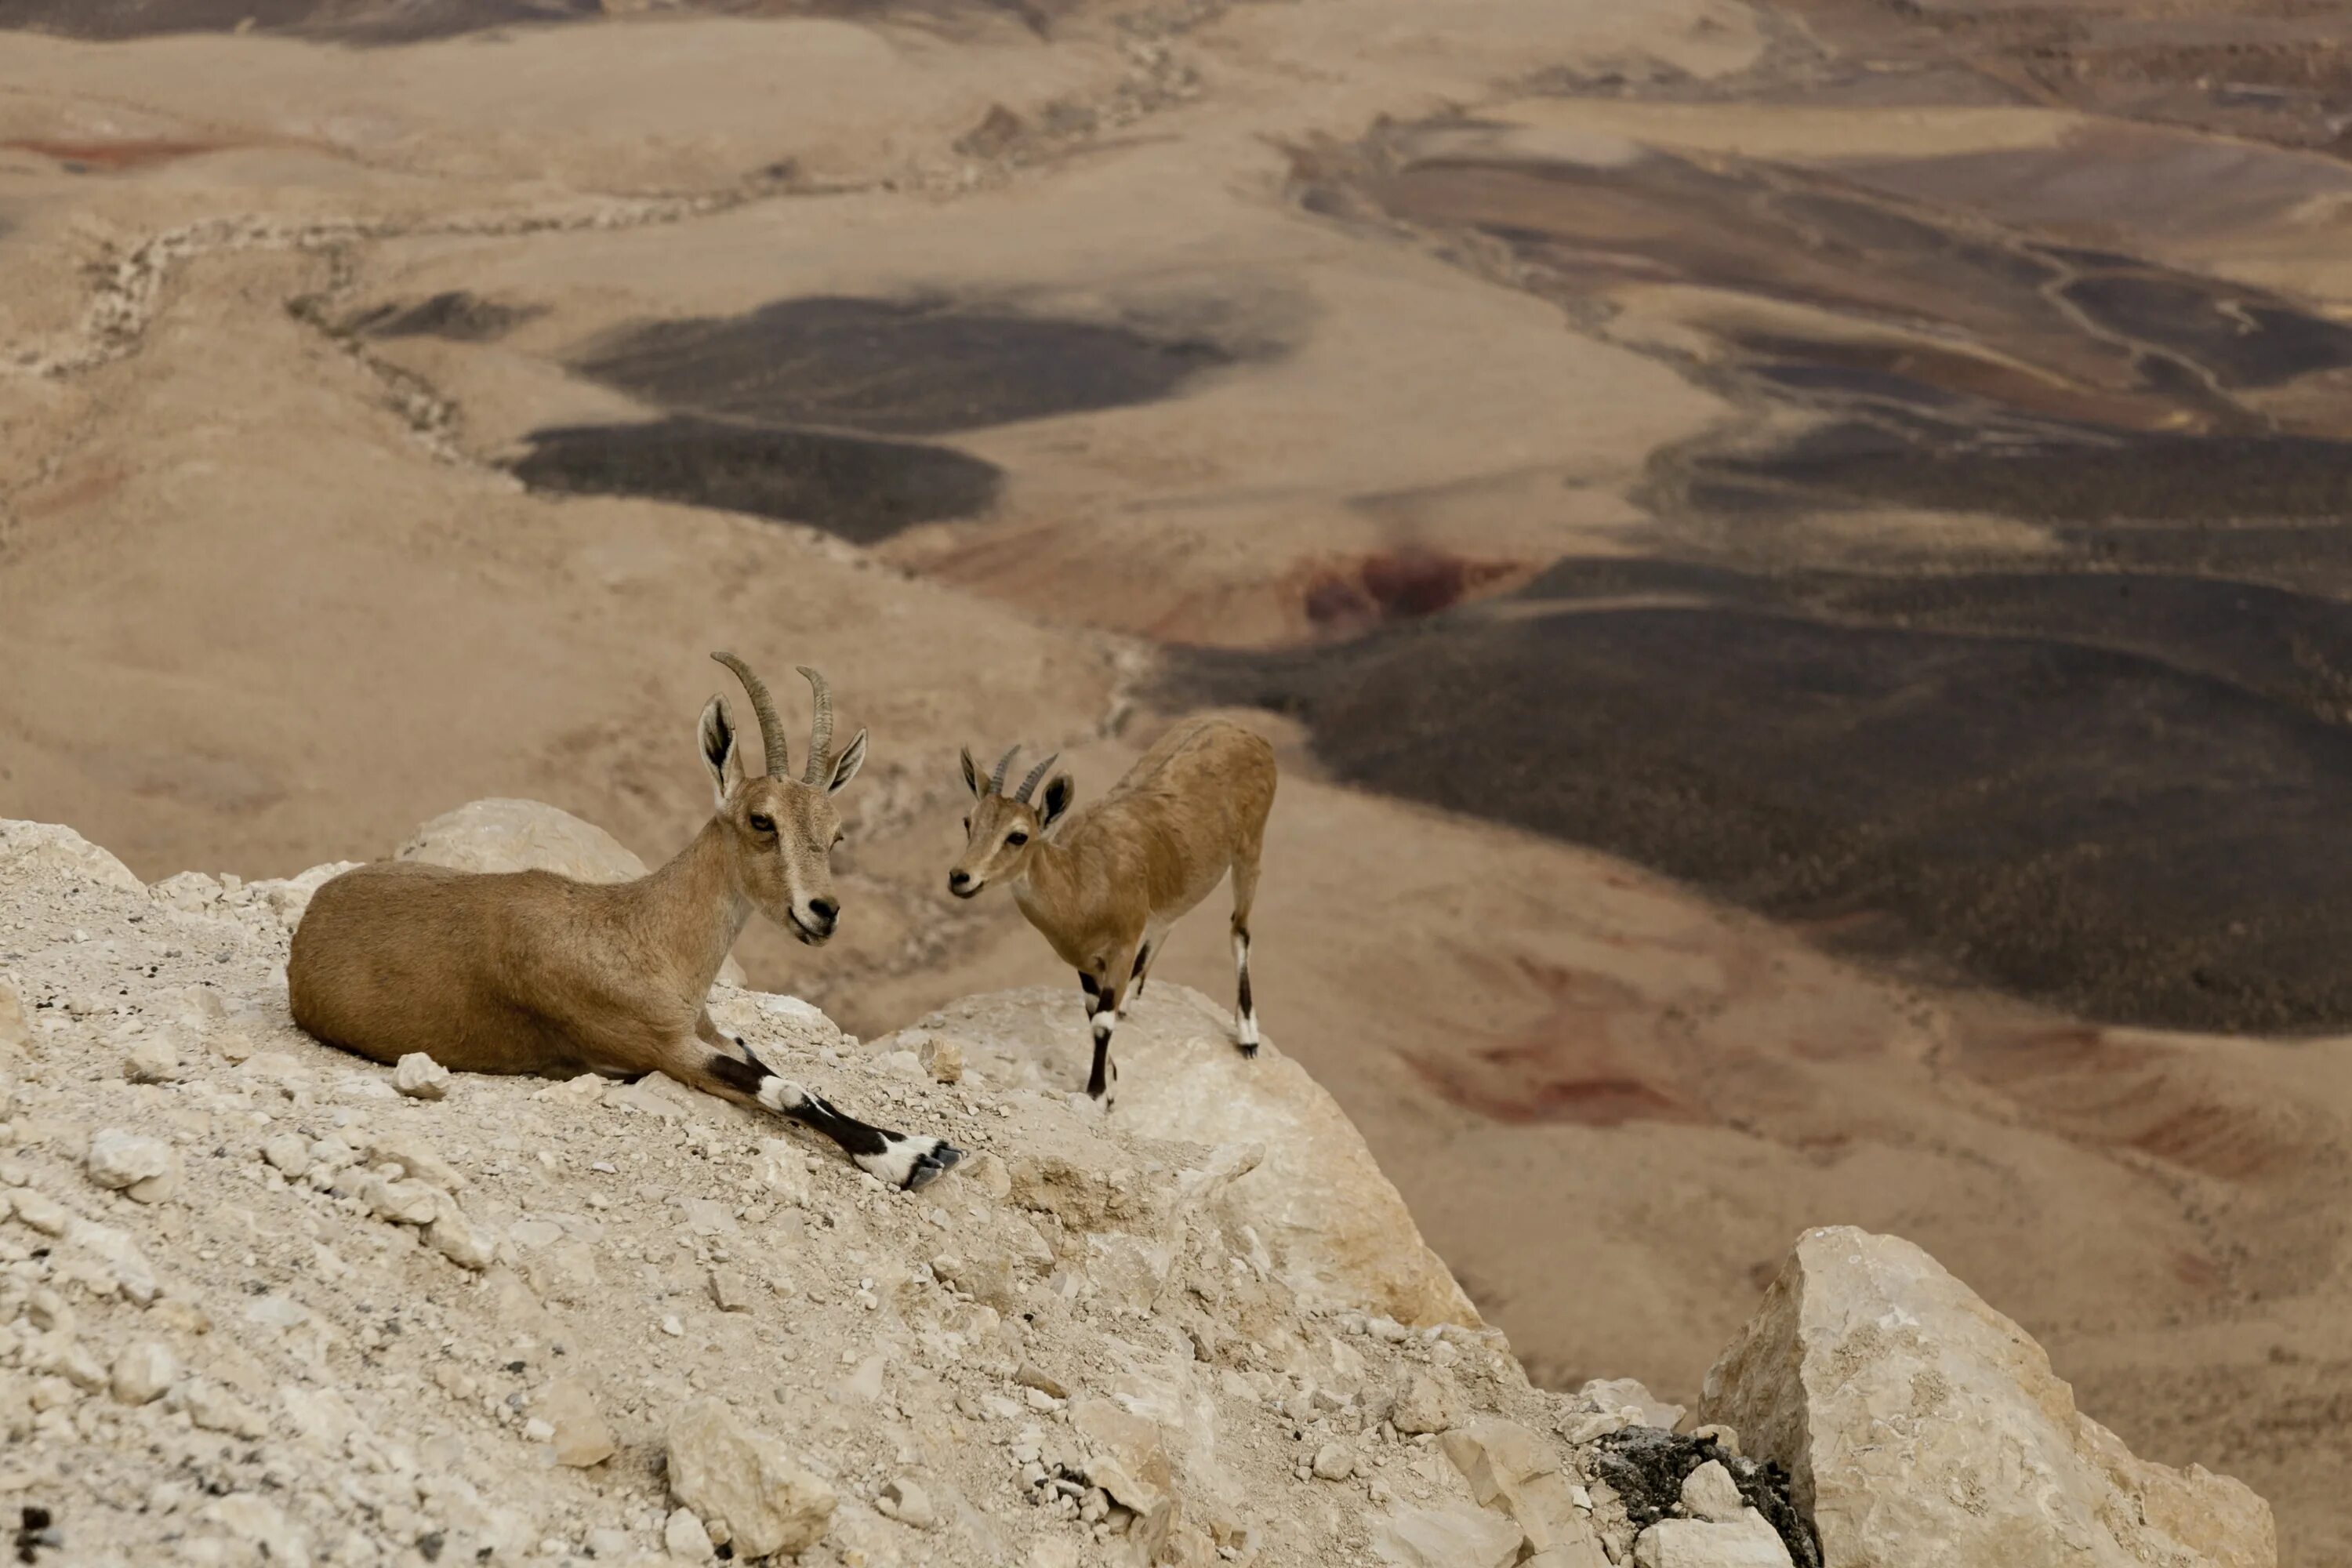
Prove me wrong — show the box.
[673,1028,964,1191]
[1083,938,1142,1109]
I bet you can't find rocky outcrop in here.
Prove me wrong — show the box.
[896,985,1482,1330]
[395,797,652,883]
[1701,1226,2277,1568]
[0,812,2278,1568]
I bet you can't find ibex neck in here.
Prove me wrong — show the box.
[1014,835,1084,915]
[634,817,750,996]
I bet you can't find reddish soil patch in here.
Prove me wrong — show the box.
[1402,956,1710,1127]
[5,138,222,170]
[1299,546,1526,635]
[1408,1047,1700,1127]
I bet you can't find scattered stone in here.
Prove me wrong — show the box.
[186,1379,268,1439]
[85,1128,176,1197]
[709,1265,753,1313]
[663,1507,714,1563]
[1704,1226,2273,1568]
[539,1377,617,1467]
[1390,1370,1461,1435]
[1443,1418,1618,1559]
[1084,1457,1163,1519]
[877,1476,938,1530]
[365,1131,466,1191]
[12,1189,67,1235]
[370,1178,445,1226]
[1634,1515,1794,1568]
[1312,1442,1356,1481]
[665,1398,838,1559]
[753,1139,812,1207]
[1682,1461,1747,1525]
[64,1218,159,1304]
[262,1134,310,1177]
[920,1035,964,1084]
[962,1150,1012,1200]
[1692,1424,1741,1456]
[1580,1377,1686,1432]
[426,1208,495,1270]
[394,1052,452,1099]
[110,1340,178,1405]
[122,1034,182,1083]
[1014,1363,1069,1401]
[1374,1504,1524,1568]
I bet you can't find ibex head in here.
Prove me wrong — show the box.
[703,652,869,944]
[947,743,1073,898]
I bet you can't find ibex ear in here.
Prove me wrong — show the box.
[959,746,984,798]
[699,696,735,808]
[1039,772,1076,831]
[827,728,869,794]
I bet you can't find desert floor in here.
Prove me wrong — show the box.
[6,0,2352,1559]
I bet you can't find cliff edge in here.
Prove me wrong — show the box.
[0,808,2273,1568]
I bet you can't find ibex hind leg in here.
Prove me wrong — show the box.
[699,1047,964,1192]
[1230,844,1262,1058]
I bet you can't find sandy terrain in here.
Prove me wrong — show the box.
[7,0,2352,1560]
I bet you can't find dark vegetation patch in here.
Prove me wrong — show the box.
[1689,425,2352,528]
[512,416,1003,543]
[1166,558,2352,1033]
[567,295,1258,438]
[1592,1427,1821,1568]
[347,292,543,343]
[1269,114,2352,1036]
[512,291,1286,540]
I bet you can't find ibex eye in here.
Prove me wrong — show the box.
[747,814,775,834]
[1005,831,1029,848]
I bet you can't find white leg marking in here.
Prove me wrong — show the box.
[757,1076,809,1113]
[1233,931,1259,1046]
[856,1134,948,1189]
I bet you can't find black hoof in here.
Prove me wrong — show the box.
[905,1143,965,1192]
[1238,1042,1260,1060]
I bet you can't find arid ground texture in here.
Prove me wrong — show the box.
[6,0,2352,1559]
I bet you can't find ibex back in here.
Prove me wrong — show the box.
[289,652,962,1190]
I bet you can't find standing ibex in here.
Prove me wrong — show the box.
[947,717,1276,1106]
[289,652,963,1190]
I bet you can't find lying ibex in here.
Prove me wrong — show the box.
[289,652,963,1190]
[948,717,1276,1105]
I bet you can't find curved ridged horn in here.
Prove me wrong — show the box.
[796,666,833,784]
[989,746,1020,796]
[710,652,789,778]
[1014,752,1059,804]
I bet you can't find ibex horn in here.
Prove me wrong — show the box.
[990,746,1020,796]
[797,666,833,784]
[1014,753,1059,804]
[710,652,789,779]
